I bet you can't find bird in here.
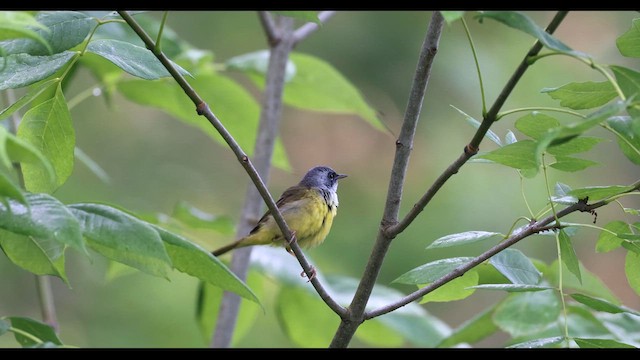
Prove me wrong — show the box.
[212,166,347,260]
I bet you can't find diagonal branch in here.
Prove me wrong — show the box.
[367,180,640,319]
[292,11,337,45]
[258,11,279,46]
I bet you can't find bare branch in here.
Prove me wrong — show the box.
[292,11,337,45]
[258,11,279,46]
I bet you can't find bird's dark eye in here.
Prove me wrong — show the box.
[329,172,336,179]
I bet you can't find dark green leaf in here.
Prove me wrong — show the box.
[571,293,640,316]
[548,259,619,303]
[469,284,553,292]
[549,156,598,172]
[515,112,560,140]
[452,105,502,146]
[420,270,478,303]
[568,185,634,202]
[489,248,542,285]
[18,84,75,193]
[86,39,191,80]
[427,230,503,249]
[541,81,617,110]
[0,77,59,121]
[9,317,62,347]
[0,11,93,56]
[0,51,75,90]
[493,290,561,337]
[476,140,537,170]
[508,336,565,348]
[393,257,473,285]
[116,74,291,170]
[441,11,465,24]
[226,50,296,82]
[0,171,26,204]
[574,338,636,348]
[617,18,640,58]
[476,11,579,56]
[596,221,629,253]
[69,203,173,279]
[0,127,54,182]
[0,228,67,280]
[153,224,258,303]
[558,229,581,283]
[626,251,640,296]
[607,116,640,165]
[437,306,498,347]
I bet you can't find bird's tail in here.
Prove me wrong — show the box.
[212,240,241,257]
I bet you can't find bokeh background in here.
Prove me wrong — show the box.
[1,10,639,347]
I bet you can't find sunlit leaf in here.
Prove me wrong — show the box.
[420,270,478,303]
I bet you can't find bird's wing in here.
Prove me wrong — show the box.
[248,185,311,234]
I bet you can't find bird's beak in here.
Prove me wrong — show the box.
[336,174,348,180]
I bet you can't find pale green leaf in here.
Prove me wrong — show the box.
[548,259,619,303]
[571,293,640,316]
[0,51,75,90]
[393,257,473,285]
[0,171,26,204]
[617,18,640,58]
[8,317,62,347]
[549,156,598,172]
[420,270,478,303]
[0,228,67,281]
[552,182,577,204]
[427,230,503,249]
[0,77,59,121]
[541,81,617,110]
[568,185,634,202]
[69,203,173,279]
[626,251,640,297]
[547,136,604,156]
[493,290,561,337]
[452,105,502,146]
[0,127,54,183]
[558,229,581,283]
[476,140,537,170]
[489,248,542,285]
[596,221,629,253]
[515,112,560,140]
[441,11,465,24]
[18,85,74,193]
[607,116,640,165]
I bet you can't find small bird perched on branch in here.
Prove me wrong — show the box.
[212,166,347,266]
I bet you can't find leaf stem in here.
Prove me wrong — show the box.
[155,11,169,53]
[461,16,487,115]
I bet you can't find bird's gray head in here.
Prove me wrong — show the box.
[299,166,347,192]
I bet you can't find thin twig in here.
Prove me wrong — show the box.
[329,11,445,348]
[258,11,279,46]
[366,182,640,319]
[292,11,336,45]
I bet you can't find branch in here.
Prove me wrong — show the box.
[258,11,279,46]
[386,10,569,237]
[366,181,640,319]
[292,11,336,45]
[329,11,445,348]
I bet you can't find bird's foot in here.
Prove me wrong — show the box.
[301,266,317,282]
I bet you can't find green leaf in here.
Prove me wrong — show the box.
[535,100,628,167]
[18,84,75,193]
[117,74,291,170]
[441,11,465,24]
[0,171,26,204]
[69,203,173,279]
[0,127,54,182]
[626,251,640,296]
[356,319,404,347]
[427,230,503,249]
[0,51,75,90]
[571,293,640,316]
[226,49,296,82]
[476,140,537,170]
[489,248,542,285]
[271,11,320,24]
[249,52,385,131]
[0,11,93,56]
[574,338,636,348]
[0,228,67,280]
[611,65,640,100]
[452,105,502,146]
[393,257,473,285]
[0,77,59,121]
[549,156,598,172]
[436,306,498,347]
[541,81,617,110]
[515,112,560,140]
[476,11,580,56]
[420,270,478,303]
[548,259,619,303]
[546,136,604,156]
[493,290,561,337]
[617,18,640,58]
[508,336,565,348]
[153,224,258,303]
[552,182,577,204]
[170,202,234,234]
[607,116,640,165]
[568,185,634,202]
[86,39,191,80]
[469,284,554,292]
[8,317,62,347]
[196,271,263,346]
[0,12,51,53]
[596,221,630,253]
[558,229,581,283]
